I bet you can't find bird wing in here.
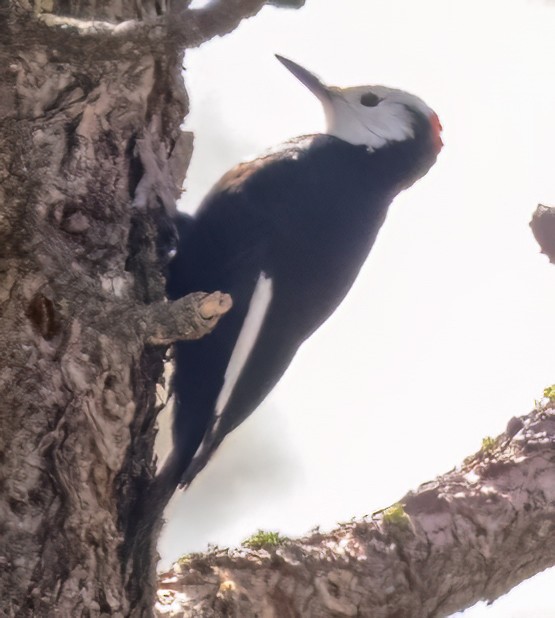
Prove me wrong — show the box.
[165,166,282,486]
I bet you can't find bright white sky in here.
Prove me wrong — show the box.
[157,1,555,615]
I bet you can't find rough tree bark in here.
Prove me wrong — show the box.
[152,204,555,617]
[0,1,300,616]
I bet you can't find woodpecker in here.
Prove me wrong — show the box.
[161,56,442,492]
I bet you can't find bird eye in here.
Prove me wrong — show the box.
[360,92,381,107]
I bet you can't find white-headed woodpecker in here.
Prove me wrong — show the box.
[161,56,443,492]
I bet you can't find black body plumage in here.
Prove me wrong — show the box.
[162,95,440,491]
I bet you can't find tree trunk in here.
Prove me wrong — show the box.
[0,1,292,615]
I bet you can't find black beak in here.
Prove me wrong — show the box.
[275,55,331,103]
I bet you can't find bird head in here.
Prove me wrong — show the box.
[275,55,443,155]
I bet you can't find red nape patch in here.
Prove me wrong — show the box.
[430,112,443,153]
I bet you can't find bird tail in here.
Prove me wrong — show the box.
[152,449,189,499]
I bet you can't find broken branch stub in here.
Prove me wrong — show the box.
[144,291,233,346]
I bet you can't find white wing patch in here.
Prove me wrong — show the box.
[214,271,273,419]
[183,273,273,483]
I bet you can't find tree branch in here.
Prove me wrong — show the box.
[36,0,302,48]
[169,1,268,48]
[143,291,232,345]
[267,0,306,6]
[155,405,555,617]
[530,204,555,263]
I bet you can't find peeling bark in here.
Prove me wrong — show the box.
[155,407,555,617]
